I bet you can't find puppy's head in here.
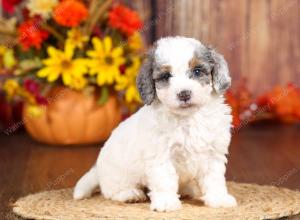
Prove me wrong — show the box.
[137,36,231,116]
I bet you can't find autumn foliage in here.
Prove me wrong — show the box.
[226,82,300,128]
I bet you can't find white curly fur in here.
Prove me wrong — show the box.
[74,36,237,212]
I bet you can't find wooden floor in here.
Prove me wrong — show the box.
[0,123,300,219]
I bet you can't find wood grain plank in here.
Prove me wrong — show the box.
[269,0,299,86]
[142,0,249,90]
[130,0,299,93]
[208,0,248,89]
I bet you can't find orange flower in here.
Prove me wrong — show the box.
[256,84,300,122]
[18,19,49,51]
[108,4,142,36]
[274,84,300,122]
[53,0,88,27]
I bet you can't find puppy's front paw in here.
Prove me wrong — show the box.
[202,193,237,208]
[150,193,182,212]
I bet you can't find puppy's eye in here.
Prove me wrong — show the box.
[193,66,204,77]
[156,72,172,82]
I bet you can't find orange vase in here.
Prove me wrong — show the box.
[23,87,121,145]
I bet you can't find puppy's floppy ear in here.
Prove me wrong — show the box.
[208,48,231,94]
[137,48,156,105]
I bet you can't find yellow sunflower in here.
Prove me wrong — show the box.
[87,37,125,86]
[128,32,143,51]
[3,79,20,98]
[0,46,6,55]
[0,46,6,71]
[68,74,87,90]
[26,104,44,117]
[37,44,88,89]
[0,46,16,70]
[66,28,88,49]
[115,57,141,103]
[3,49,16,69]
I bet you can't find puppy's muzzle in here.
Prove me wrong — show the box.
[177,90,192,102]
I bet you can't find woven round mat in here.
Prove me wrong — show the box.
[13,182,300,220]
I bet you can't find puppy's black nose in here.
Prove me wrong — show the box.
[177,90,192,102]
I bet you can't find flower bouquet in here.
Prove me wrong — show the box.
[0,0,144,144]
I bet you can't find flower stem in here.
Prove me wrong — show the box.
[40,23,65,44]
[0,28,16,36]
[84,0,113,36]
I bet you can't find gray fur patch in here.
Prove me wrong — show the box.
[153,66,172,89]
[155,79,170,89]
[197,74,212,86]
[188,55,212,86]
[206,47,231,93]
[153,65,172,79]
[136,49,156,105]
[189,53,213,86]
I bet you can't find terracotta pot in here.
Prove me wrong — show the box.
[23,87,121,145]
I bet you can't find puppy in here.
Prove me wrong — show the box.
[73,36,237,212]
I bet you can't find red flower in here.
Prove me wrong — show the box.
[35,95,48,105]
[119,64,126,75]
[18,19,49,51]
[24,79,40,96]
[2,0,22,14]
[23,79,48,105]
[108,4,143,36]
[53,0,88,27]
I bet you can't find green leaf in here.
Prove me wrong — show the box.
[97,86,109,105]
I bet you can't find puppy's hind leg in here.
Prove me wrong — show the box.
[179,180,202,199]
[101,178,147,203]
[73,166,99,200]
[99,167,147,203]
[110,188,147,203]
